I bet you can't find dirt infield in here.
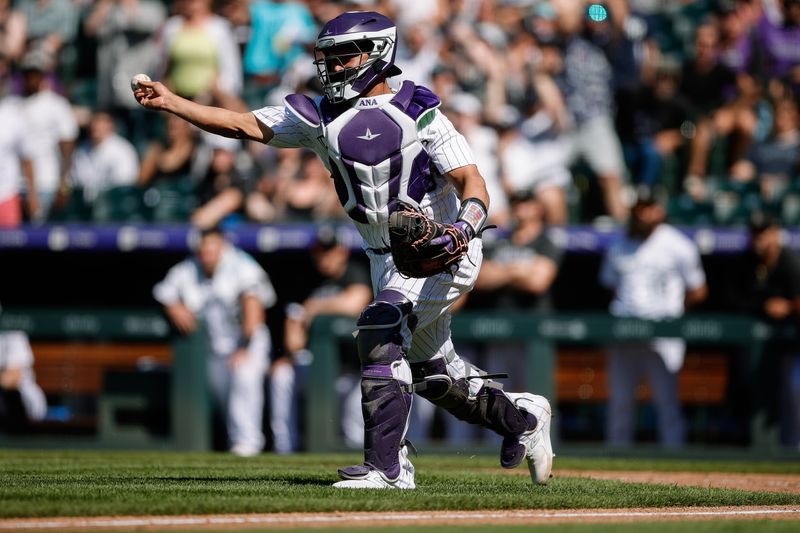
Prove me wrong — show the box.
[2,471,798,530]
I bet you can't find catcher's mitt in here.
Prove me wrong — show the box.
[388,205,471,278]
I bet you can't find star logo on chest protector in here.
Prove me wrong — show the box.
[357,128,382,141]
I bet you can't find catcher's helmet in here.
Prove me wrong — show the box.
[313,11,402,103]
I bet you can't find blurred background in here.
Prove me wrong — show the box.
[1,0,799,456]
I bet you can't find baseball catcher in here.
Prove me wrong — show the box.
[134,10,553,490]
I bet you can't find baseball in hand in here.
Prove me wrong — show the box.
[131,73,151,92]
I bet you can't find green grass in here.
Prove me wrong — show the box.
[1,451,799,519]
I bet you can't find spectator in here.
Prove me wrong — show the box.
[15,0,78,57]
[271,225,372,453]
[730,95,800,203]
[191,133,253,229]
[153,226,277,456]
[138,113,201,187]
[753,0,800,99]
[19,48,77,222]
[680,23,753,199]
[599,185,708,448]
[472,189,564,390]
[156,0,242,100]
[272,149,344,221]
[242,0,316,105]
[69,111,139,203]
[746,212,800,449]
[0,71,35,227]
[0,0,26,62]
[82,0,166,145]
[446,92,509,227]
[551,0,629,222]
[498,74,572,225]
[619,57,691,187]
[0,329,47,432]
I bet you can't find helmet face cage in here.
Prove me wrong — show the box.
[314,30,397,102]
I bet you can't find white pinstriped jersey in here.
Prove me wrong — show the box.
[252,92,476,251]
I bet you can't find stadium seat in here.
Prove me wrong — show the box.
[92,186,147,223]
[142,177,197,223]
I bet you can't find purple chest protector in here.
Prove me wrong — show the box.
[284,81,441,224]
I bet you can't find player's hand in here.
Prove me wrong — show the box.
[134,79,171,111]
[228,348,249,370]
[166,303,197,334]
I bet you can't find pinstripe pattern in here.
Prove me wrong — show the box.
[254,92,481,364]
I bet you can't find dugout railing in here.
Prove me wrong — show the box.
[0,309,211,451]
[0,309,794,455]
[306,312,794,456]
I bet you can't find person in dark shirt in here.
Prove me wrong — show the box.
[471,189,563,390]
[270,224,372,453]
[748,212,800,449]
[680,23,755,199]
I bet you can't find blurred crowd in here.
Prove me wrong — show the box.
[0,0,799,229]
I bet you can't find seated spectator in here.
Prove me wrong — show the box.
[156,0,242,101]
[19,48,77,222]
[153,226,277,456]
[138,114,201,187]
[191,134,252,229]
[69,111,139,203]
[619,57,691,187]
[271,225,372,453]
[681,23,754,199]
[272,149,345,221]
[731,96,800,203]
[0,329,47,433]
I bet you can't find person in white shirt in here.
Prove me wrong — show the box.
[0,92,35,227]
[69,111,139,203]
[599,186,708,448]
[19,48,78,221]
[153,227,277,456]
[0,327,47,430]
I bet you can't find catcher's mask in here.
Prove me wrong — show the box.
[313,11,402,103]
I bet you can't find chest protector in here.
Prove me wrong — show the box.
[284,81,441,225]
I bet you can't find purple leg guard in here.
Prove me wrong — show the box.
[353,289,414,479]
[410,358,537,468]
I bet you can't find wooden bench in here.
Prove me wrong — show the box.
[27,342,173,433]
[557,348,729,404]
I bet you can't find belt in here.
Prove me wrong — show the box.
[368,246,391,254]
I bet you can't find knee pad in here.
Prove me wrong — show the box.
[356,290,415,366]
[410,358,535,437]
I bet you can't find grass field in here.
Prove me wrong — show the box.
[1,451,798,531]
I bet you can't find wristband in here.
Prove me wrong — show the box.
[237,334,252,350]
[457,198,489,239]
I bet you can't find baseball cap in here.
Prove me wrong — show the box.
[19,48,53,72]
[748,211,779,234]
[447,93,482,117]
[509,189,537,203]
[314,224,342,250]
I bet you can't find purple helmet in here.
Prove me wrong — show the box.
[313,11,402,103]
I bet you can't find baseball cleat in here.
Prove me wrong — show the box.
[507,393,554,485]
[333,443,416,489]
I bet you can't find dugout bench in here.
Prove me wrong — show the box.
[306,312,791,455]
[0,309,211,450]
